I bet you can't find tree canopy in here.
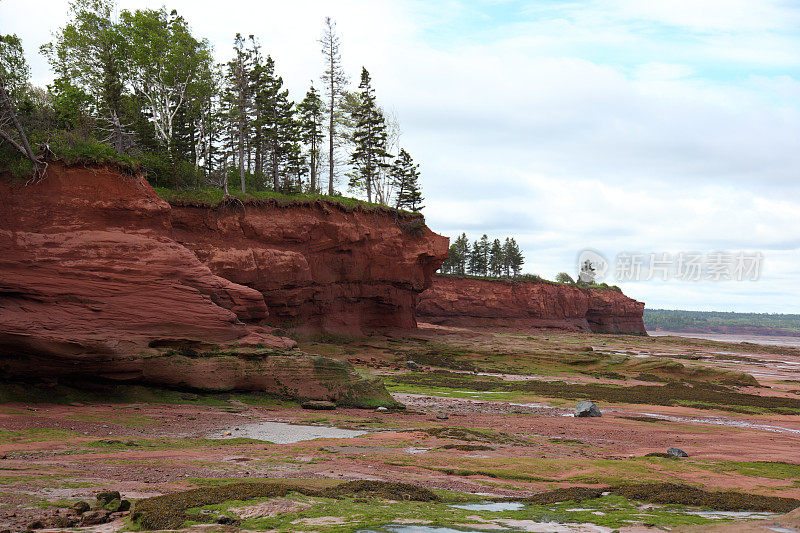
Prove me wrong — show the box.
[0,4,425,212]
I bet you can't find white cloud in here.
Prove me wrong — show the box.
[1,0,799,312]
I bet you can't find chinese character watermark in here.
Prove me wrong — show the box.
[577,250,763,282]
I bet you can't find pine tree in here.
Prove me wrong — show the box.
[467,240,481,275]
[297,84,324,193]
[488,239,504,277]
[252,55,296,192]
[478,234,489,275]
[349,67,388,203]
[225,33,252,193]
[451,233,470,275]
[440,250,452,274]
[503,237,524,277]
[319,17,348,196]
[391,148,423,211]
[468,235,489,276]
[442,234,469,275]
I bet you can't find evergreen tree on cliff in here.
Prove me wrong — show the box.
[319,17,348,196]
[298,84,324,193]
[468,234,489,276]
[252,55,296,192]
[488,238,504,277]
[224,33,252,193]
[503,237,524,277]
[391,148,423,212]
[449,233,470,275]
[350,67,388,203]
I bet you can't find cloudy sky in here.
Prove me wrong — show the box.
[2,0,799,312]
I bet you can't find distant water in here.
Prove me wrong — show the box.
[648,330,800,348]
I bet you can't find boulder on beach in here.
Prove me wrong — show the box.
[668,447,688,458]
[574,401,602,417]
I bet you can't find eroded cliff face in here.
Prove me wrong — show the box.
[169,202,449,333]
[0,163,444,404]
[417,276,646,334]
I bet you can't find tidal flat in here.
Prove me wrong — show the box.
[2,324,800,532]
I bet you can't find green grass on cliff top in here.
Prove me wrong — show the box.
[154,186,422,219]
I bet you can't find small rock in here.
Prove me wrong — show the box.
[103,498,129,512]
[574,400,602,417]
[668,447,688,458]
[95,491,121,505]
[103,498,123,512]
[436,413,449,420]
[80,510,111,526]
[51,515,77,528]
[26,520,45,530]
[72,501,91,514]
[406,360,420,370]
[376,406,388,412]
[222,430,232,436]
[301,400,337,410]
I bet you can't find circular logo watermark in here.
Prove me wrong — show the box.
[577,249,609,283]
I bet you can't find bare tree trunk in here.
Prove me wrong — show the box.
[272,143,279,192]
[238,109,245,193]
[310,138,317,193]
[328,94,334,195]
[0,82,38,164]
[366,160,372,203]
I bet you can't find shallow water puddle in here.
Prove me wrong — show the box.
[207,421,367,443]
[357,527,487,533]
[360,523,614,533]
[449,501,525,511]
[638,412,800,435]
[684,510,777,520]
[405,446,429,454]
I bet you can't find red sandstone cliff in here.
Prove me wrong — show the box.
[169,200,448,333]
[0,163,446,403]
[417,276,646,334]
